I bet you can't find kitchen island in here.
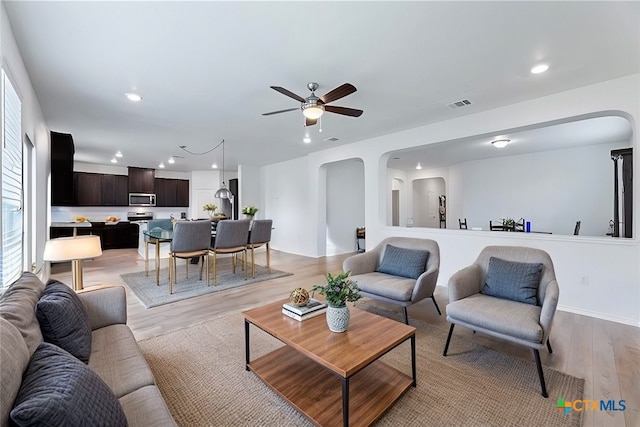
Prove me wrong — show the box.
[50,221,139,250]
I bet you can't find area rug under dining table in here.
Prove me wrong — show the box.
[138,308,584,427]
[120,259,292,308]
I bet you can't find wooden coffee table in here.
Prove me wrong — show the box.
[243,299,416,427]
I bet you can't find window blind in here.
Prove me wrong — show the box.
[1,69,23,287]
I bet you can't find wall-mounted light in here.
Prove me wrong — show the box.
[115,151,123,157]
[491,139,510,148]
[168,157,175,164]
[211,163,218,169]
[303,136,311,143]
[416,163,422,170]
[158,162,165,168]
[110,157,117,163]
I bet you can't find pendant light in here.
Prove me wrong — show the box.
[215,139,232,199]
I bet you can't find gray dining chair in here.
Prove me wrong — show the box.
[169,220,211,294]
[145,219,173,277]
[246,219,273,278]
[209,219,251,285]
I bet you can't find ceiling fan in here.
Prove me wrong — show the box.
[262,82,363,126]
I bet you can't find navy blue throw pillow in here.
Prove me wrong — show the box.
[10,342,128,427]
[481,257,543,305]
[376,244,430,279]
[36,280,92,364]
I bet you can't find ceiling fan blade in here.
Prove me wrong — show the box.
[270,86,305,103]
[262,108,299,116]
[305,117,318,126]
[324,105,363,117]
[320,83,357,104]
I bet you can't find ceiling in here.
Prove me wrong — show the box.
[4,1,640,173]
[387,115,633,171]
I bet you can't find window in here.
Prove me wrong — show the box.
[1,69,23,287]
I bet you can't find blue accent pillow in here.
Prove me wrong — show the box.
[10,342,128,427]
[376,244,430,279]
[36,280,92,364]
[481,257,543,305]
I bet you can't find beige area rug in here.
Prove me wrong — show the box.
[138,308,584,427]
[120,259,292,308]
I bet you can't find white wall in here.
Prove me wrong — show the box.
[238,164,261,218]
[1,2,49,274]
[262,157,315,256]
[325,159,364,255]
[412,177,445,228]
[262,74,640,326]
[448,142,626,235]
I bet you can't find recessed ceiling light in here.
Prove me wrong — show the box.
[158,162,165,168]
[110,157,117,163]
[491,139,510,148]
[416,163,422,170]
[115,151,123,157]
[168,157,175,164]
[531,64,549,74]
[303,136,311,144]
[125,92,142,102]
[211,163,218,169]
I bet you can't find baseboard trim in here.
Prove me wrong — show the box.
[557,304,640,327]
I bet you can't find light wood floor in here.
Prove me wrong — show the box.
[50,248,639,427]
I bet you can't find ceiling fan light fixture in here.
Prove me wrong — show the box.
[491,139,510,148]
[302,104,324,119]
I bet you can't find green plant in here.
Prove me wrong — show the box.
[203,203,218,214]
[501,217,515,226]
[311,271,361,307]
[242,205,258,215]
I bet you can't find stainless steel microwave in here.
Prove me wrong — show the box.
[129,193,156,207]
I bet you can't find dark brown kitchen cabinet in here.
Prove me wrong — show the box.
[51,131,75,206]
[128,167,155,194]
[50,223,139,250]
[75,172,102,206]
[176,179,190,207]
[155,178,189,207]
[101,174,128,206]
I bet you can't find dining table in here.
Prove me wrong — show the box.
[143,228,174,286]
[143,221,219,285]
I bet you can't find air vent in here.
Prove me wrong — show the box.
[447,99,472,109]
[323,137,339,142]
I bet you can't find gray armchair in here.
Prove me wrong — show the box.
[443,246,559,397]
[343,237,440,324]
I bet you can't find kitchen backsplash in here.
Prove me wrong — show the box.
[51,206,192,222]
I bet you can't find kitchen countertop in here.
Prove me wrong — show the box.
[50,221,93,227]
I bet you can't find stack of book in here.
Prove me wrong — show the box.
[282,298,327,321]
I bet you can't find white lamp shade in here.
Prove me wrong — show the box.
[43,235,103,262]
[302,105,324,119]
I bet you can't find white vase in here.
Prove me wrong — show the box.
[326,305,350,333]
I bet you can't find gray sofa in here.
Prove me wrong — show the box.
[344,236,441,324]
[0,272,176,426]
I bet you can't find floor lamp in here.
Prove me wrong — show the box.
[43,235,102,291]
